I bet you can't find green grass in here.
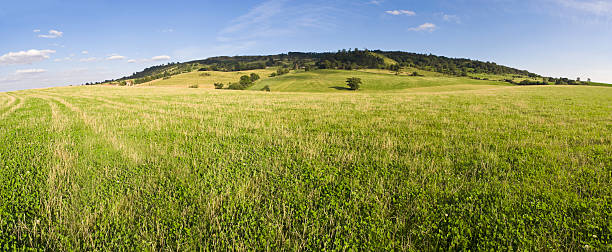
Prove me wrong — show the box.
[138,68,277,88]
[0,84,611,250]
[249,69,510,92]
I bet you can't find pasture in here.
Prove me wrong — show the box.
[0,84,610,250]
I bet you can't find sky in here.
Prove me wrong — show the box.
[1,0,611,91]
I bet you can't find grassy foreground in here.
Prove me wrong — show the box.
[0,85,611,250]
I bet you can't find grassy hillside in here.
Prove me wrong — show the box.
[96,50,545,86]
[249,69,510,92]
[138,68,276,88]
[1,85,610,250]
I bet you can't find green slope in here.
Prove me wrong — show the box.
[249,69,509,92]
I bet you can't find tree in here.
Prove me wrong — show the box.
[239,75,252,86]
[587,78,591,82]
[346,77,362,90]
[261,85,271,92]
[577,77,581,82]
[250,73,260,82]
[214,83,224,89]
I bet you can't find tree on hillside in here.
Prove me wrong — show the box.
[214,83,224,89]
[240,75,252,86]
[250,73,260,82]
[346,77,362,90]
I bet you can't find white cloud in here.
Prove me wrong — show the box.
[81,50,89,54]
[369,0,384,5]
[0,49,56,65]
[80,57,98,62]
[408,23,437,32]
[38,29,63,38]
[33,29,41,33]
[106,55,126,60]
[386,10,416,16]
[16,69,47,75]
[127,59,137,63]
[161,28,174,33]
[553,0,612,15]
[442,14,461,23]
[54,57,72,62]
[151,55,171,61]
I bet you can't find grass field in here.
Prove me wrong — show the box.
[1,83,611,250]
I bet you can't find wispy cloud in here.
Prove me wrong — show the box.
[0,49,56,65]
[151,55,171,61]
[38,29,63,38]
[33,29,40,33]
[106,55,126,60]
[80,57,98,62]
[81,50,89,54]
[218,0,338,45]
[442,14,461,23]
[16,69,47,75]
[386,10,416,16]
[160,28,174,33]
[127,59,137,63]
[54,57,72,62]
[368,0,384,5]
[408,23,437,32]
[553,0,612,15]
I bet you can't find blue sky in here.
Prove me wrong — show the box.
[1,0,611,91]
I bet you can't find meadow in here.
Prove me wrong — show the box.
[0,80,611,250]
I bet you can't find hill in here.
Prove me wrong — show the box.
[248,69,510,92]
[93,49,551,86]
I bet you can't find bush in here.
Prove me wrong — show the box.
[269,73,277,77]
[200,73,211,77]
[214,83,224,89]
[346,77,362,90]
[227,83,245,90]
[250,73,260,82]
[189,84,199,88]
[163,76,171,80]
[261,85,271,92]
[277,68,290,76]
[240,75,252,86]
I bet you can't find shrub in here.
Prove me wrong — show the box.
[199,73,211,77]
[269,73,277,77]
[346,77,362,90]
[240,75,253,86]
[250,73,260,82]
[214,83,224,89]
[277,68,290,76]
[227,83,245,90]
[261,85,271,92]
[189,84,199,88]
[163,76,171,80]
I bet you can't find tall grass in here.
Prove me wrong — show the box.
[0,85,610,250]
